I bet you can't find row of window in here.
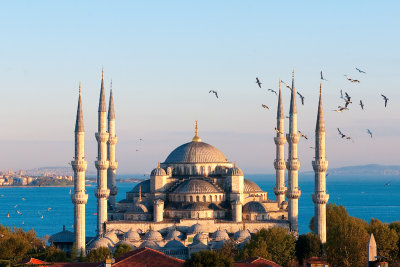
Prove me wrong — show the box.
[169,194,225,202]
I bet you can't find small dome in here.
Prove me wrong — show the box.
[164,240,186,249]
[193,232,208,242]
[211,240,225,250]
[88,237,111,250]
[151,164,166,176]
[166,230,184,241]
[143,230,162,241]
[244,179,263,193]
[234,229,251,242]
[104,230,119,244]
[173,179,222,194]
[212,230,229,241]
[129,180,150,193]
[117,240,136,249]
[243,201,266,213]
[188,223,207,235]
[139,240,160,250]
[228,163,243,176]
[125,229,141,242]
[164,141,228,164]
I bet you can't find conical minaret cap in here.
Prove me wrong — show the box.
[99,68,106,112]
[316,82,325,132]
[289,70,297,115]
[108,80,115,119]
[75,83,84,132]
[277,79,284,119]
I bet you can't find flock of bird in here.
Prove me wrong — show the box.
[207,67,390,144]
[6,196,51,223]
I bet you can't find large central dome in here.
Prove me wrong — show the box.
[164,141,228,164]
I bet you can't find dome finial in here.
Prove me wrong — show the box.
[138,185,142,202]
[157,161,160,168]
[192,120,202,142]
[79,82,81,95]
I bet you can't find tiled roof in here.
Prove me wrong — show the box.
[235,257,281,267]
[113,247,184,267]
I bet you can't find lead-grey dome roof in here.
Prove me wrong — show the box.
[129,179,150,193]
[243,201,266,213]
[164,141,228,163]
[244,179,263,193]
[172,179,222,194]
[143,230,162,241]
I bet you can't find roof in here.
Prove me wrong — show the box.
[163,239,186,249]
[18,258,49,265]
[235,257,281,267]
[172,179,222,194]
[164,141,228,164]
[244,179,263,193]
[129,179,150,193]
[113,247,184,267]
[212,229,229,241]
[187,223,207,235]
[143,230,162,241]
[243,201,266,213]
[49,228,74,243]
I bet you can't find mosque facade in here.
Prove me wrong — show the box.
[69,70,328,255]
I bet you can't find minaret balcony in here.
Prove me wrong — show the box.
[109,186,118,196]
[108,161,118,170]
[286,134,300,144]
[71,193,88,204]
[95,132,110,142]
[286,160,300,171]
[312,160,329,172]
[286,189,301,199]
[274,136,286,145]
[95,188,110,198]
[273,186,287,195]
[95,160,109,170]
[71,160,88,172]
[274,160,286,170]
[312,193,329,204]
[108,136,118,145]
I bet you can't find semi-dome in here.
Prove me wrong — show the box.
[143,230,162,241]
[244,179,263,193]
[164,141,228,164]
[212,230,229,241]
[173,179,222,194]
[129,179,150,193]
[243,201,266,213]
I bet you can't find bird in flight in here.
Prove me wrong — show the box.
[16,210,22,215]
[384,181,392,187]
[309,146,315,149]
[337,128,346,138]
[268,89,277,95]
[139,138,143,141]
[47,207,51,212]
[333,106,349,113]
[320,71,328,81]
[344,92,352,107]
[344,75,360,83]
[355,67,366,73]
[298,131,308,140]
[381,94,389,107]
[209,90,218,99]
[14,204,18,208]
[340,90,344,99]
[274,127,283,135]
[136,149,139,152]
[281,80,292,91]
[367,129,373,138]
[297,92,305,105]
[359,100,364,110]
[261,104,269,109]
[256,77,262,88]
[345,136,354,142]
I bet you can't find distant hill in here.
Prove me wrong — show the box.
[302,164,400,176]
[24,166,96,176]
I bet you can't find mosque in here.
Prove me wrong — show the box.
[66,70,328,258]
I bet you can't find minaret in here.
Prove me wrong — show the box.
[286,70,301,233]
[95,69,110,236]
[273,79,287,206]
[312,83,329,243]
[107,80,118,210]
[71,83,88,254]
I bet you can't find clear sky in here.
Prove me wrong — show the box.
[0,1,399,174]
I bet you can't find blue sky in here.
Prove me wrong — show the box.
[0,1,399,174]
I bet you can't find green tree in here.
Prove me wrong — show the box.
[219,239,240,261]
[43,246,67,262]
[238,227,296,267]
[368,219,399,263]
[86,247,111,262]
[295,233,323,265]
[70,243,78,261]
[184,250,233,267]
[113,244,132,258]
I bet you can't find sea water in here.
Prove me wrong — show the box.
[0,174,399,237]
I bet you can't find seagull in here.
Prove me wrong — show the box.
[274,127,283,135]
[340,90,344,99]
[209,90,218,99]
[136,149,139,152]
[333,107,349,112]
[47,207,51,212]
[320,71,328,81]
[14,204,18,208]
[297,92,305,105]
[261,104,269,109]
[267,89,277,95]
[22,197,25,201]
[281,80,291,90]
[309,146,315,149]
[384,181,392,187]
[345,92,351,102]
[326,173,330,177]
[359,100,364,110]
[41,215,44,219]
[345,136,354,142]
[298,131,308,140]
[337,128,346,138]
[355,67,366,73]
[367,129,373,138]
[16,210,22,215]
[256,77,262,88]
[381,94,389,107]
[139,138,143,141]
[344,75,360,83]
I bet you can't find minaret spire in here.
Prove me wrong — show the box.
[107,79,118,211]
[95,69,110,236]
[286,69,301,233]
[71,83,88,255]
[312,82,329,243]
[273,79,286,206]
[192,120,202,142]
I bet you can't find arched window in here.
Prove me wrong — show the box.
[200,166,204,175]
[215,195,217,201]
[203,195,206,202]
[196,196,200,202]
[246,215,250,220]
[190,196,193,202]
[219,195,222,201]
[210,195,213,202]
[208,166,212,174]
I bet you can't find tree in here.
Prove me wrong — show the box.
[86,247,111,262]
[219,239,240,261]
[70,243,78,261]
[295,233,323,265]
[43,246,67,262]
[238,227,296,267]
[368,219,399,263]
[185,250,233,267]
[113,244,132,258]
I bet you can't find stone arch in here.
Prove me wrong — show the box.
[203,195,206,202]
[196,195,200,202]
